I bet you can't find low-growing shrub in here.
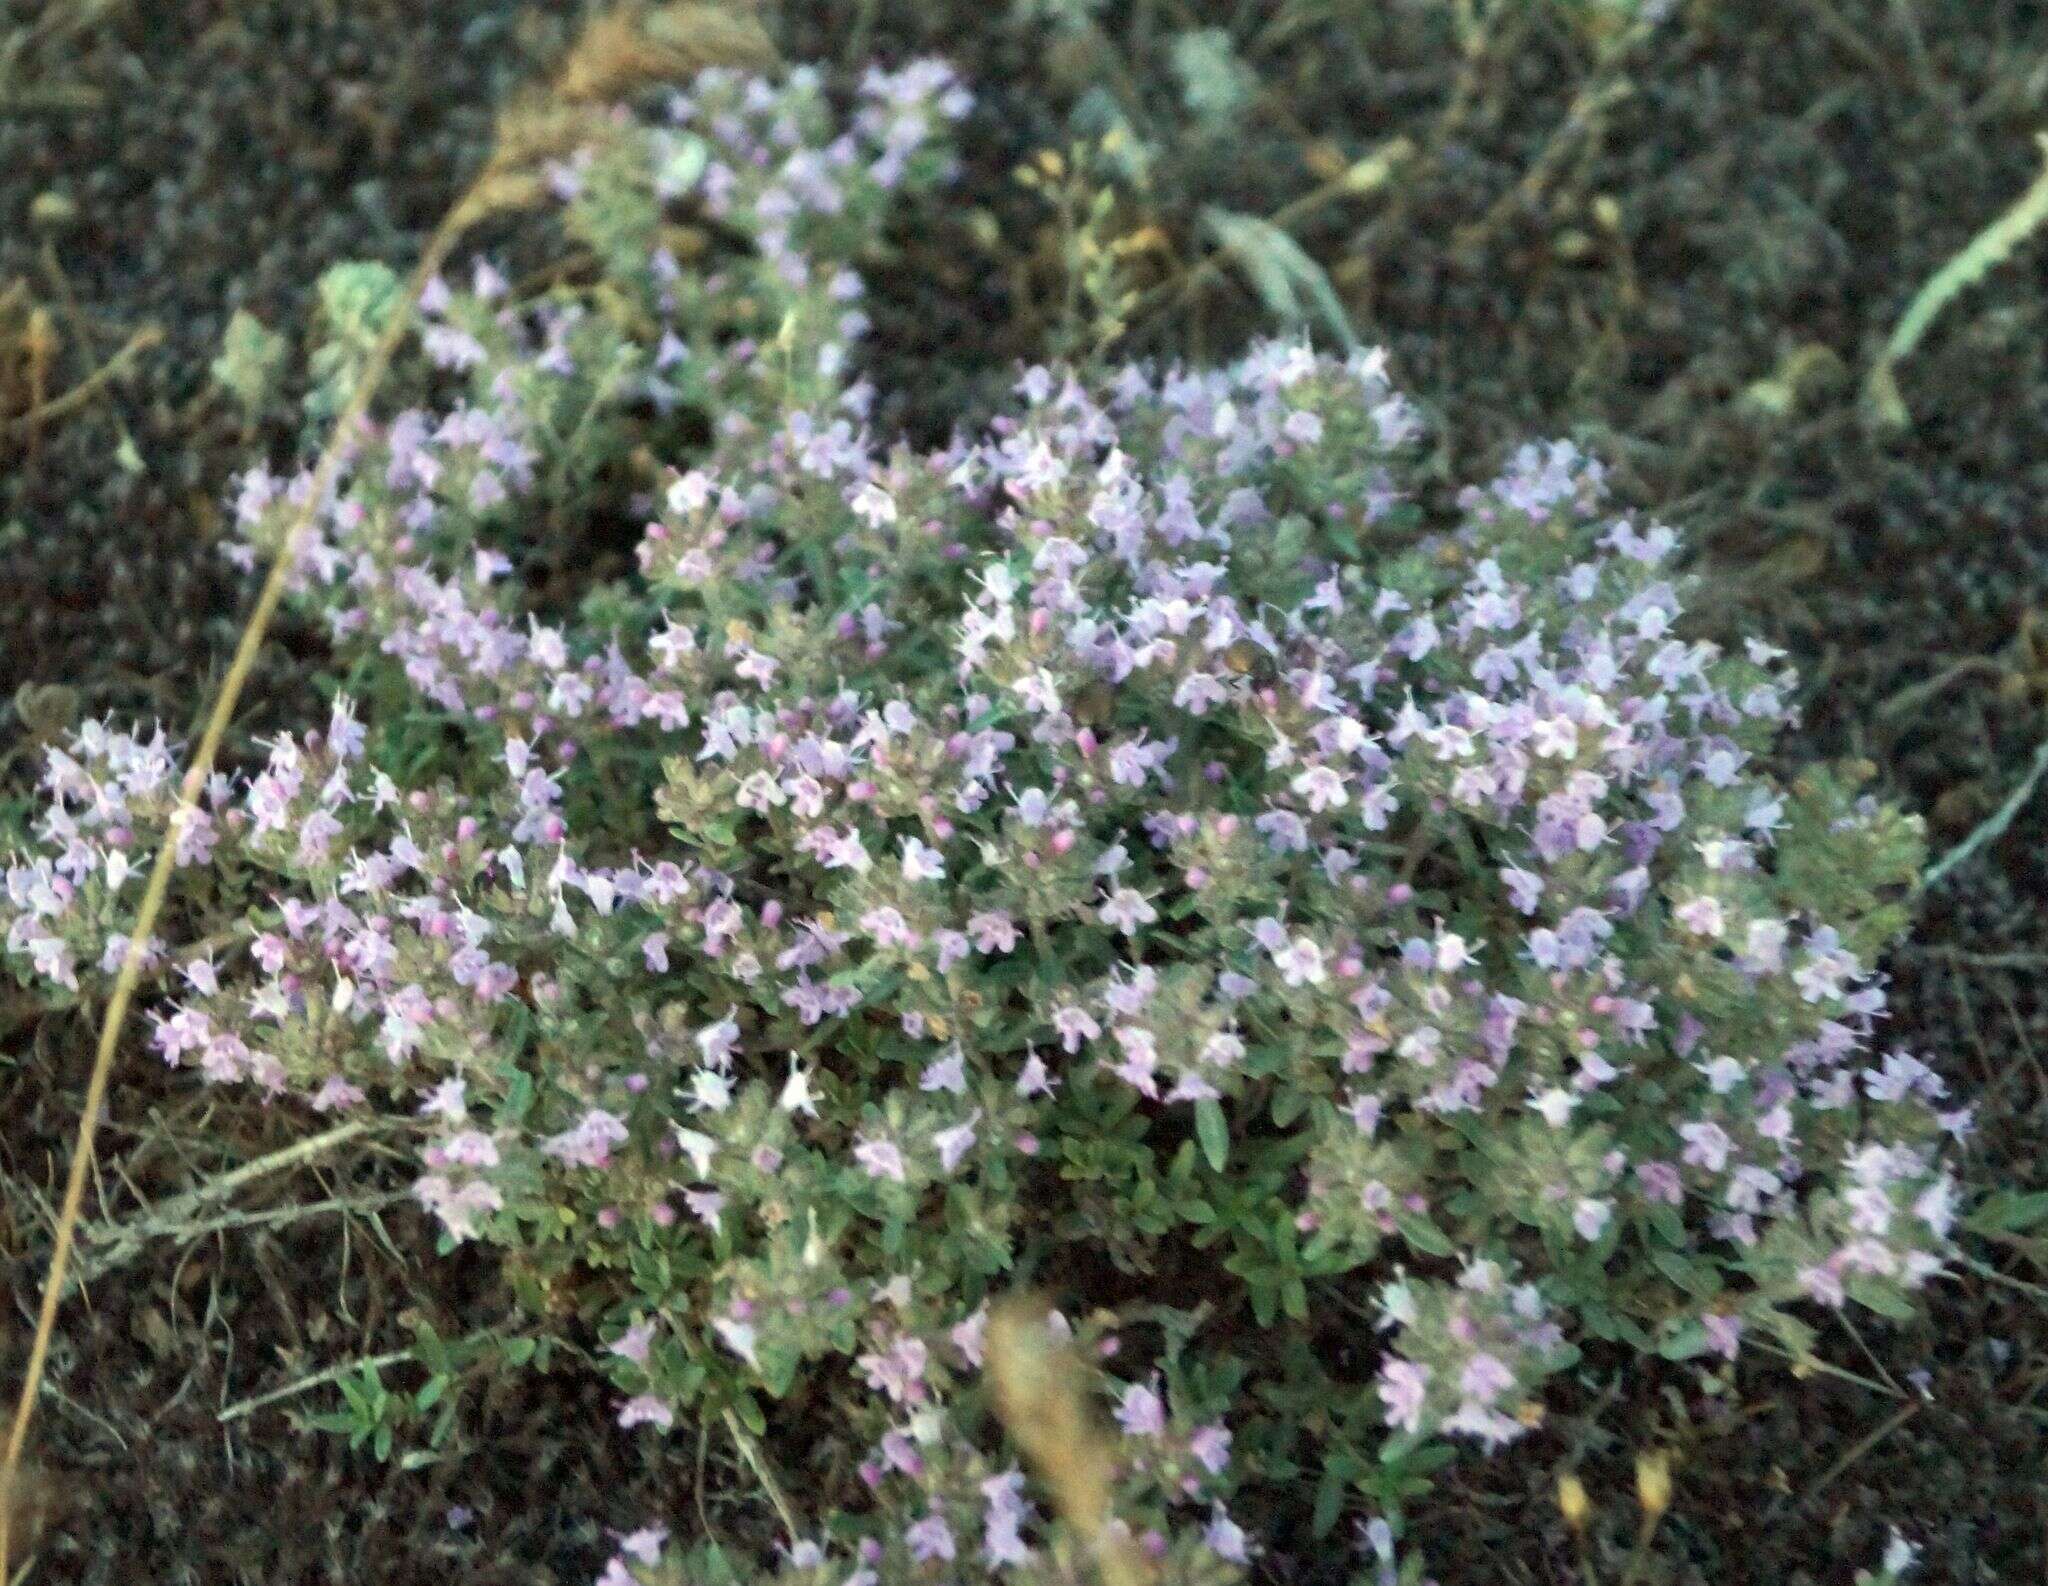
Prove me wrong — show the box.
[1,49,1965,1584]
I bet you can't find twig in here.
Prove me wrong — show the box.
[1963,1253,2048,1306]
[4,323,162,437]
[988,1296,1154,1586]
[1925,948,2048,970]
[722,1406,801,1546]
[1779,1402,1919,1516]
[1876,655,2007,721]
[1453,75,1636,254]
[73,1189,407,1288]
[1867,133,2048,428]
[1743,1335,1906,1401]
[216,1346,415,1423]
[1789,0,1895,81]
[80,1117,377,1252]
[1921,737,2048,889]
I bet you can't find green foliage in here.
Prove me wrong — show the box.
[209,308,287,428]
[306,260,404,423]
[1202,205,1360,351]
[1168,29,1256,132]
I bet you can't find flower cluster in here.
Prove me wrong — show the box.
[0,55,1964,1582]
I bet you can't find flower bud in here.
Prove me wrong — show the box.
[1635,1450,1672,1520]
[1557,1473,1590,1533]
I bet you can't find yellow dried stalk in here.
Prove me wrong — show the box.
[554,2,776,107]
[986,1296,1155,1586]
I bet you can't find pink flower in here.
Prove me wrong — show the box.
[608,1319,656,1366]
[1458,1351,1514,1406]
[1378,1358,1430,1433]
[617,1394,673,1431]
[1702,1313,1743,1361]
[540,1108,629,1169]
[858,1336,929,1404]
[1188,1423,1232,1474]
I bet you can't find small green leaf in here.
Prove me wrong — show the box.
[1656,1320,1710,1361]
[1967,1188,2048,1235]
[1651,1250,1721,1300]
[1202,207,1360,351]
[1194,1098,1231,1173]
[1312,1460,1350,1537]
[659,133,709,195]
[210,309,287,420]
[1391,1208,1455,1258]
[1269,1086,1310,1128]
[1851,1279,1917,1322]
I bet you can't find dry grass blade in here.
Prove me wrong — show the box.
[553,2,777,106]
[470,3,778,225]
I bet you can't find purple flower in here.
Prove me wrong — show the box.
[904,1513,956,1563]
[1115,1380,1167,1438]
[854,1136,908,1183]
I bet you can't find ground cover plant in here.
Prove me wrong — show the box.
[0,13,1991,1584]
[2,2,2046,1584]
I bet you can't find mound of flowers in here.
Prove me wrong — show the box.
[1,55,1963,1583]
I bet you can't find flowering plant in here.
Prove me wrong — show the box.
[1,52,1963,1582]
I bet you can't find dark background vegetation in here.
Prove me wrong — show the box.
[1,0,2044,1580]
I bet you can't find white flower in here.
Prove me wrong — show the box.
[901,835,946,882]
[779,1062,819,1117]
[686,1070,733,1113]
[696,1011,741,1068]
[1098,886,1157,936]
[712,1318,760,1370]
[933,1111,980,1172]
[1273,935,1326,987]
[849,479,898,526]
[1433,930,1480,973]
[1529,1087,1577,1128]
[1674,895,1726,938]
